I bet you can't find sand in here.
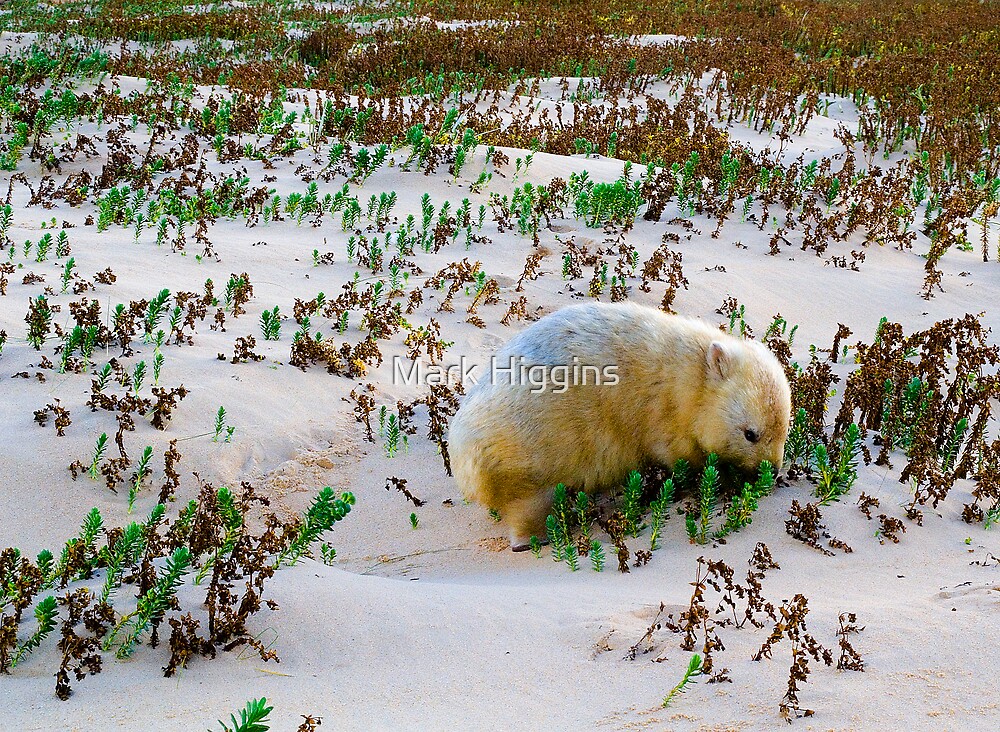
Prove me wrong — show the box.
[1,30,999,732]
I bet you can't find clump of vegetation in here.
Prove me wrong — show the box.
[538,455,776,570]
[571,170,645,227]
[687,456,776,543]
[0,483,355,698]
[640,548,861,718]
[814,424,861,505]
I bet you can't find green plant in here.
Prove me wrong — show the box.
[320,544,337,565]
[223,276,250,314]
[662,653,704,708]
[99,520,146,603]
[691,456,720,544]
[132,360,146,394]
[941,418,969,472]
[727,303,749,336]
[353,144,388,185]
[216,698,273,732]
[881,376,931,454]
[547,484,573,558]
[59,326,82,374]
[95,363,112,393]
[622,470,644,537]
[34,233,51,262]
[764,315,798,345]
[48,507,104,588]
[529,535,542,558]
[571,172,644,227]
[575,491,592,544]
[152,351,164,385]
[87,433,108,480]
[590,540,605,571]
[685,513,698,541]
[143,289,170,341]
[127,446,153,513]
[564,542,579,571]
[60,257,75,292]
[675,151,702,216]
[11,595,58,667]
[213,406,230,442]
[671,459,692,492]
[106,546,192,658]
[784,408,815,470]
[410,512,419,529]
[0,205,11,244]
[649,478,675,550]
[274,488,355,567]
[718,150,741,197]
[384,414,402,457]
[260,306,281,340]
[545,514,566,563]
[815,424,861,505]
[574,137,596,157]
[716,461,775,537]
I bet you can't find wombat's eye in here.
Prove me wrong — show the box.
[744,428,759,443]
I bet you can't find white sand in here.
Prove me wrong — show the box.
[1,57,999,732]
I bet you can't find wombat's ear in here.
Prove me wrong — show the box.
[706,341,732,380]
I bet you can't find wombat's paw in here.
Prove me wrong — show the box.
[510,534,548,552]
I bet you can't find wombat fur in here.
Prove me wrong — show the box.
[448,302,792,550]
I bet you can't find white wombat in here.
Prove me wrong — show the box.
[449,302,791,549]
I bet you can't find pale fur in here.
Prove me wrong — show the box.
[448,302,792,549]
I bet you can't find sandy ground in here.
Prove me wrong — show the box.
[1,38,999,731]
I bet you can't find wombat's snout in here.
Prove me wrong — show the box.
[767,445,785,473]
[744,445,783,474]
[770,450,784,473]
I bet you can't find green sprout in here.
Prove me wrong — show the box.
[590,540,605,572]
[274,488,355,567]
[662,654,704,708]
[88,433,108,480]
[622,470,644,537]
[128,446,154,513]
[60,257,75,293]
[213,406,228,442]
[11,596,58,667]
[216,698,273,732]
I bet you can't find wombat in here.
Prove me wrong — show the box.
[448,302,792,550]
